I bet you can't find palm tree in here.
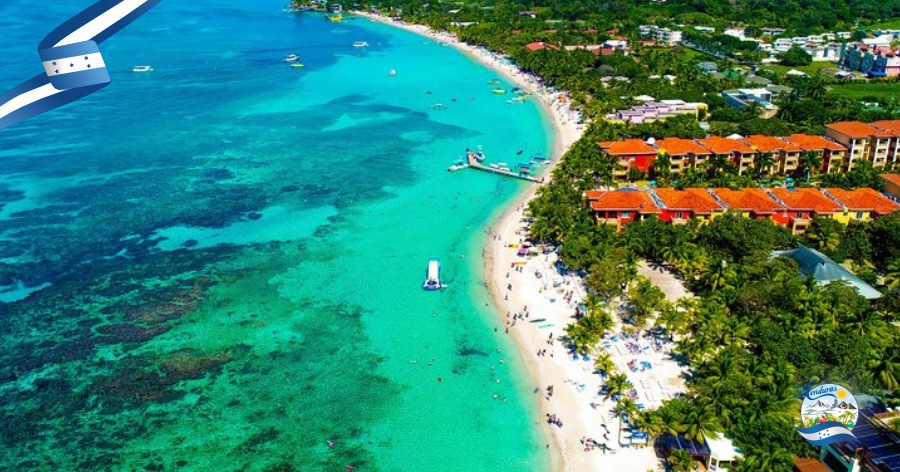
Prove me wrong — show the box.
[870,355,900,392]
[593,350,617,376]
[677,404,721,442]
[798,151,823,179]
[605,373,634,399]
[667,449,695,472]
[701,260,736,292]
[884,258,900,290]
[754,152,776,177]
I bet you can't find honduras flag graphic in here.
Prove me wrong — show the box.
[0,0,161,129]
[796,421,857,446]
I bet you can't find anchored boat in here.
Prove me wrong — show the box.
[422,257,443,291]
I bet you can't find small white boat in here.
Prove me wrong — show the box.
[389,69,397,76]
[422,257,443,291]
[284,54,299,62]
[290,62,305,69]
[353,41,369,48]
[132,65,153,73]
[489,163,500,169]
[447,163,469,171]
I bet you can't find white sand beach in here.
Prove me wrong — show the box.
[354,12,691,471]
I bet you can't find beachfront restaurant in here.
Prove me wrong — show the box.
[663,432,742,471]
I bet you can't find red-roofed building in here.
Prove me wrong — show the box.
[824,187,900,220]
[710,188,787,224]
[792,456,833,472]
[825,121,893,168]
[883,173,900,199]
[696,136,757,174]
[599,139,657,178]
[767,188,843,233]
[652,188,725,223]
[586,190,661,229]
[524,42,559,52]
[781,134,849,173]
[741,135,802,174]
[871,120,900,163]
[654,138,713,174]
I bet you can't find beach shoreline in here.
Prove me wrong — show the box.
[351,11,588,471]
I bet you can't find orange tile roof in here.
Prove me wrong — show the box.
[654,188,723,214]
[826,187,900,214]
[883,173,900,187]
[769,188,842,213]
[871,120,900,135]
[793,456,833,472]
[696,136,755,155]
[783,134,848,152]
[741,135,801,152]
[588,190,661,213]
[826,121,891,139]
[598,139,657,156]
[711,188,784,214]
[585,190,604,200]
[654,138,712,156]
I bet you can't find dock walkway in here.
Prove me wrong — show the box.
[463,150,543,183]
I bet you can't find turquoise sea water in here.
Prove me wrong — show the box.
[0,1,552,470]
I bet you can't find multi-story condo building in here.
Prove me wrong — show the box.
[740,135,801,174]
[825,121,893,168]
[781,134,848,173]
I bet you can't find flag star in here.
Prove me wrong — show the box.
[87,64,91,68]
[54,69,59,74]
[70,63,74,67]
[52,61,57,66]
[84,56,89,60]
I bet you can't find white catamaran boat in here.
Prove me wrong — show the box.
[132,65,153,73]
[422,257,443,291]
[353,41,370,48]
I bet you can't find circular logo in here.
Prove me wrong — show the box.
[800,383,859,430]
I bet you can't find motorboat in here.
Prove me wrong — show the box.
[353,41,369,48]
[447,162,469,171]
[290,62,305,69]
[284,54,299,62]
[422,257,443,290]
[487,79,501,85]
[491,88,506,94]
[132,65,153,72]
[489,163,500,169]
[389,69,397,76]
[466,147,485,161]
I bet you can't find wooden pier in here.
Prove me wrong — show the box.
[463,150,544,183]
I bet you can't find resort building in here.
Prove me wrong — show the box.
[823,187,900,223]
[740,135,802,174]
[825,121,894,170]
[782,134,848,173]
[598,139,658,178]
[774,245,882,298]
[818,405,900,471]
[824,121,894,169]
[883,173,900,199]
[652,188,724,223]
[583,187,898,233]
[721,88,779,118]
[605,100,708,125]
[767,188,843,233]
[710,188,786,223]
[654,137,713,174]
[662,432,742,472]
[838,42,900,77]
[585,189,661,229]
[597,120,900,180]
[696,136,757,175]
[872,120,900,163]
[638,25,683,45]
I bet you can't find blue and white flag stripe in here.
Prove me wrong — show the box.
[0,0,160,130]
[797,421,856,446]
[42,53,106,76]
